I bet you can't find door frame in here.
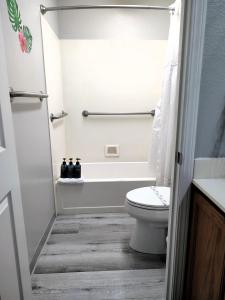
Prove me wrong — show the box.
[0,0,208,298]
[166,0,208,298]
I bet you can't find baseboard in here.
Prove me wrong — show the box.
[29,214,56,273]
[60,205,126,215]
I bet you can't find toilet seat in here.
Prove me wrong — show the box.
[126,186,170,210]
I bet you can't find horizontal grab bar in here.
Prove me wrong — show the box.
[10,88,48,102]
[40,4,174,14]
[50,110,68,122]
[82,110,155,117]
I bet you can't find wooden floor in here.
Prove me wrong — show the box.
[32,213,166,300]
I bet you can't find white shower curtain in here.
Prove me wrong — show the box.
[149,0,181,186]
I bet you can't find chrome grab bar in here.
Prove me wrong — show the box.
[40,4,174,15]
[50,110,68,122]
[9,88,48,102]
[82,110,155,117]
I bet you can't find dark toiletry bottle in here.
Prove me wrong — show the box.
[74,158,81,178]
[60,158,68,178]
[67,158,74,178]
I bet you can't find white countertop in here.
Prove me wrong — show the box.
[193,178,225,213]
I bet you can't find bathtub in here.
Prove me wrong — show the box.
[55,162,156,215]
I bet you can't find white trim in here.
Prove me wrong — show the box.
[0,197,8,215]
[60,205,125,214]
[166,0,207,299]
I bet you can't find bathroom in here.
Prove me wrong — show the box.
[42,1,172,216]
[0,0,225,300]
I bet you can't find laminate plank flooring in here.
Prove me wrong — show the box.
[32,213,166,299]
[32,269,165,300]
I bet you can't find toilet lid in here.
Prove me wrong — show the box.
[126,186,170,210]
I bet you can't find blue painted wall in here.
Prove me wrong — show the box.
[195,0,225,157]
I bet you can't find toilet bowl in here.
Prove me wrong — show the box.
[125,186,170,254]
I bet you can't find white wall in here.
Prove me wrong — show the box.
[44,3,59,36]
[61,39,167,162]
[42,0,170,165]
[0,0,56,263]
[42,17,66,179]
[58,0,173,40]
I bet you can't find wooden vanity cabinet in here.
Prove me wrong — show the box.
[184,186,225,300]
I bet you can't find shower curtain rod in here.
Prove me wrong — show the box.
[40,4,174,15]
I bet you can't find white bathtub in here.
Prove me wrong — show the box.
[55,162,156,215]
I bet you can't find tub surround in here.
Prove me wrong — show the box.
[61,40,167,163]
[193,158,225,213]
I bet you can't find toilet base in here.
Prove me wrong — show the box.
[129,220,167,254]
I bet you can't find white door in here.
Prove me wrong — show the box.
[0,18,32,300]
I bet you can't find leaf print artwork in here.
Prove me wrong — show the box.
[6,0,22,32]
[23,25,32,53]
[18,31,26,52]
[6,0,33,53]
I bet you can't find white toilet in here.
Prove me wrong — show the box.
[125,186,170,254]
